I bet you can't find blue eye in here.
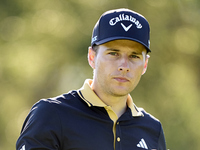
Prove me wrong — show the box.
[109,52,118,56]
[130,55,139,58]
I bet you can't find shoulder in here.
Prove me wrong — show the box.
[20,91,80,132]
[139,108,160,122]
[137,108,166,150]
[26,91,78,122]
[32,90,79,109]
[138,107,162,129]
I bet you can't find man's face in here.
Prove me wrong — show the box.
[89,39,149,97]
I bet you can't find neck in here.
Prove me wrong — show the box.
[92,87,128,118]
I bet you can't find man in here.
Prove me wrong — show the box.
[16,8,166,150]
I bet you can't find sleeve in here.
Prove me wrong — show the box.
[157,125,167,150]
[16,100,62,150]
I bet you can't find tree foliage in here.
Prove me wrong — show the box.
[0,0,199,149]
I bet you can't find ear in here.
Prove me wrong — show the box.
[142,55,150,75]
[88,46,96,69]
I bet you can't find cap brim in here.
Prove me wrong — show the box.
[93,37,151,53]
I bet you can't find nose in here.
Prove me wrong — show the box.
[118,57,130,72]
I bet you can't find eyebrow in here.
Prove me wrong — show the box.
[106,48,143,55]
[105,49,118,53]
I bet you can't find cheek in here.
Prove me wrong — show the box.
[131,61,144,73]
[130,63,145,77]
[97,61,110,74]
[95,61,115,81]
[96,57,112,70]
[137,64,145,73]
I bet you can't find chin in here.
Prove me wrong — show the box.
[110,88,131,97]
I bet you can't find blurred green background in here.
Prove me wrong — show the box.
[0,0,199,149]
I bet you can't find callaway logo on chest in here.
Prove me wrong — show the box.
[109,13,143,31]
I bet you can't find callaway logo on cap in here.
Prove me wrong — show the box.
[91,8,151,52]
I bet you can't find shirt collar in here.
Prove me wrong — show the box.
[78,79,143,117]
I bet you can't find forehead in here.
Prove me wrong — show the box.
[100,39,147,53]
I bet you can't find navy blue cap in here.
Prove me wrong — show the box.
[91,8,151,52]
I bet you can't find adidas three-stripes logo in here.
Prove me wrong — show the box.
[137,138,148,149]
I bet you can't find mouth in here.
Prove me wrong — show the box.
[113,77,130,82]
